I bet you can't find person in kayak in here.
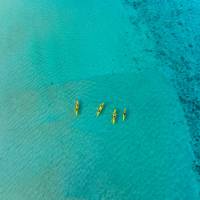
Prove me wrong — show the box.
[96,103,105,116]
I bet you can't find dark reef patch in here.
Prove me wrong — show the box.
[122,0,200,190]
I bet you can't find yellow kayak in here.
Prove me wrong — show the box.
[75,100,79,116]
[122,108,127,121]
[112,108,117,124]
[96,103,104,116]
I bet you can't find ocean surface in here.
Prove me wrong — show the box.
[0,0,200,199]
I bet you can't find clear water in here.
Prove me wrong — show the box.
[0,0,199,199]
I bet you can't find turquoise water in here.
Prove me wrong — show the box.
[0,0,199,199]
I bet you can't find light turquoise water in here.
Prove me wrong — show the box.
[0,0,156,90]
[0,0,199,199]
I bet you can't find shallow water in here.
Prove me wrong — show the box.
[0,0,157,91]
[1,70,198,199]
[0,0,199,199]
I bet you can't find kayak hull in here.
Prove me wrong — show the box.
[96,103,104,116]
[112,109,117,124]
[122,108,127,121]
[75,100,79,116]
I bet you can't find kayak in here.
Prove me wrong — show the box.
[96,103,104,116]
[75,100,79,116]
[122,108,126,121]
[112,108,117,124]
